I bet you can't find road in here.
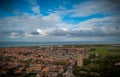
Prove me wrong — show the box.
[65,60,76,77]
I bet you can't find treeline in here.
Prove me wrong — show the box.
[73,55,120,77]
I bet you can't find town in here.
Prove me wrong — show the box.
[0,44,120,77]
[0,45,87,77]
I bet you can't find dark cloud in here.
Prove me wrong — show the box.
[0,30,24,37]
[30,31,39,35]
[49,29,67,36]
[3,30,40,38]
[103,0,120,14]
[48,27,120,38]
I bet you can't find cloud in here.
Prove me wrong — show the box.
[49,28,68,36]
[35,16,120,38]
[0,13,120,40]
[78,16,120,35]
[42,13,61,23]
[0,11,63,38]
[24,32,34,38]
[32,5,40,14]
[0,0,120,42]
[28,0,37,6]
[0,0,41,16]
[36,29,48,37]
[0,13,62,30]
[65,16,120,38]
[9,32,22,38]
[65,0,120,17]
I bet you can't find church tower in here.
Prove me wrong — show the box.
[77,50,83,67]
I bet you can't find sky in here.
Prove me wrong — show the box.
[0,0,120,42]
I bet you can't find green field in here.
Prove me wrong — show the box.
[88,45,120,56]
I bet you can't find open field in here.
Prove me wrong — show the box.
[63,44,120,56]
[88,45,120,56]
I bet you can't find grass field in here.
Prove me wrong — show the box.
[88,45,120,56]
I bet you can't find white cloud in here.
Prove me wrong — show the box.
[0,11,65,39]
[78,16,120,35]
[24,32,34,38]
[32,6,40,14]
[1,14,120,39]
[36,29,47,37]
[61,28,68,31]
[42,13,61,22]
[10,32,21,38]
[0,12,62,30]
[28,0,38,6]
[67,0,120,17]
[0,0,120,41]
[36,28,68,37]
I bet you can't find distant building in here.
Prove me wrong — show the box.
[77,50,83,67]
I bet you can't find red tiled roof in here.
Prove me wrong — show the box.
[42,67,50,72]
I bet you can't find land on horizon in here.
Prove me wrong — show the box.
[0,41,120,48]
